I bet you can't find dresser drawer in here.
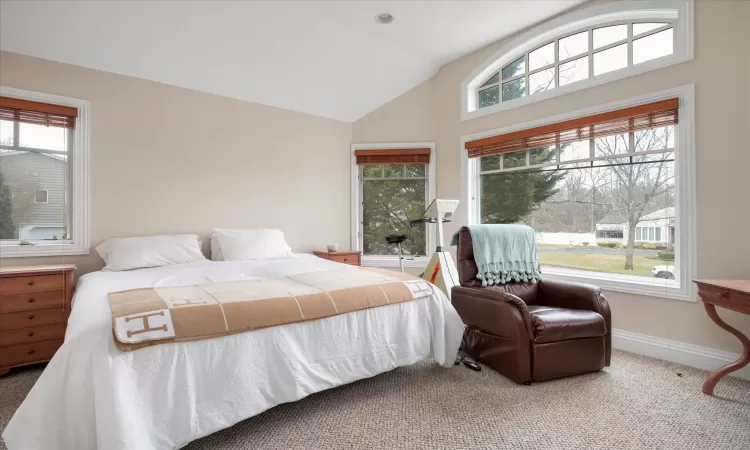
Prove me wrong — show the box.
[0,274,64,295]
[0,339,63,367]
[0,308,67,331]
[329,254,360,266]
[699,285,750,313]
[0,323,66,347]
[0,290,65,313]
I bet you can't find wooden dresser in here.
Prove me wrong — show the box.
[313,250,362,266]
[0,264,75,376]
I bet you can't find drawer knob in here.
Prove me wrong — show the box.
[28,314,35,320]
[28,297,35,303]
[28,331,35,337]
[28,280,35,286]
[28,350,35,355]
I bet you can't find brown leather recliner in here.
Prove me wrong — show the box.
[452,228,611,383]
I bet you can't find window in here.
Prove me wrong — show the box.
[637,225,665,243]
[33,189,49,204]
[597,229,623,239]
[351,144,435,268]
[0,88,90,256]
[464,87,696,300]
[476,20,674,110]
[462,1,694,120]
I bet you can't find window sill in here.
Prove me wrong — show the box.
[361,256,429,269]
[0,242,89,258]
[541,266,695,302]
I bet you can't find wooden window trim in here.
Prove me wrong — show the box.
[0,96,78,129]
[355,148,431,165]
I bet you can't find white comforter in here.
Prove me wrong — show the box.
[2,255,464,450]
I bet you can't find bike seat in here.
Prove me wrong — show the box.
[385,234,408,244]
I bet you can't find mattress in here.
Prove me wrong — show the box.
[2,255,464,450]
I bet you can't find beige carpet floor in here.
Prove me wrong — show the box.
[2,349,749,450]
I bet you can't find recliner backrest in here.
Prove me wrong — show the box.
[456,227,540,304]
[456,228,480,287]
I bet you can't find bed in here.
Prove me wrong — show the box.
[2,254,464,450]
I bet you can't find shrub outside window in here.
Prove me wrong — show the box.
[361,164,428,257]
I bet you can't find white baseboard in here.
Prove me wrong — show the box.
[612,329,750,380]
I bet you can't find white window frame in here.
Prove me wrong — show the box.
[461,0,694,121]
[350,142,436,269]
[461,84,696,301]
[0,86,90,257]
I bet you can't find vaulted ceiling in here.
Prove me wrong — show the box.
[0,0,586,122]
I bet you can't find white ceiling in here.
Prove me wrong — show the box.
[0,0,586,122]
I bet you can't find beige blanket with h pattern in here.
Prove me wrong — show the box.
[109,267,433,351]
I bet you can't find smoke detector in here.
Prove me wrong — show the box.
[375,13,394,24]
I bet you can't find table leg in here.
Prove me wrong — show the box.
[702,303,750,395]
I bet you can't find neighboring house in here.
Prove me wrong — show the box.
[594,215,627,245]
[595,207,675,248]
[0,151,67,240]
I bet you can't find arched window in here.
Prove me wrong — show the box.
[462,1,693,121]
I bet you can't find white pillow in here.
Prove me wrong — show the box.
[212,229,294,261]
[210,231,225,261]
[96,235,206,271]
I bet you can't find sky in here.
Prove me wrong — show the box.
[0,120,68,152]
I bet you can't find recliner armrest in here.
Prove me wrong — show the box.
[451,286,534,340]
[538,279,608,316]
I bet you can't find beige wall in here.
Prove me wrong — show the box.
[353,1,750,354]
[0,51,353,275]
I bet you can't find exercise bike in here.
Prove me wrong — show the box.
[385,199,459,299]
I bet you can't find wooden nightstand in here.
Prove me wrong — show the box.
[0,264,75,376]
[313,250,362,266]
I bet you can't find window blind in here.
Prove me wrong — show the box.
[355,148,431,165]
[465,98,678,158]
[0,96,78,129]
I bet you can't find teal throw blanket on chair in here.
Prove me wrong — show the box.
[451,224,541,286]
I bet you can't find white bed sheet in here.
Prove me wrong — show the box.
[2,255,464,450]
